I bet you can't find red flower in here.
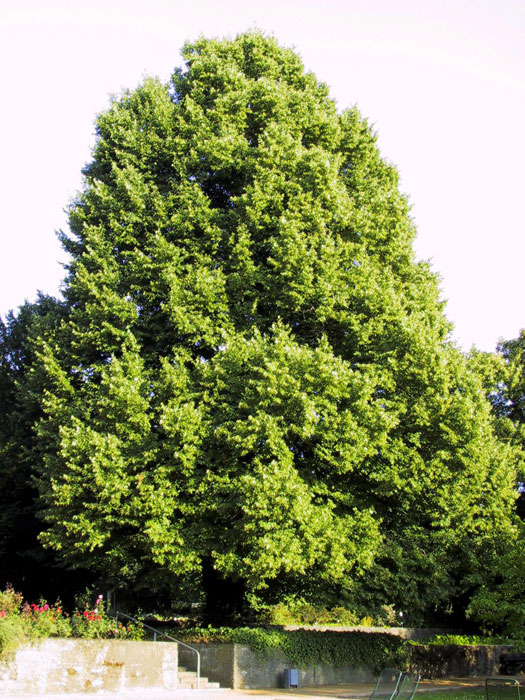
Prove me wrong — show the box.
[83,610,89,617]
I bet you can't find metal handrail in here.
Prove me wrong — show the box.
[114,610,200,689]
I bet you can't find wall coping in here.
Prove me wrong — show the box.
[0,638,179,695]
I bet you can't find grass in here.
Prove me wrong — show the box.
[421,684,523,700]
[423,691,484,700]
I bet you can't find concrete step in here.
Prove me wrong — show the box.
[177,668,223,689]
[179,680,222,689]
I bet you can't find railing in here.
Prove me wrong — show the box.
[114,611,200,689]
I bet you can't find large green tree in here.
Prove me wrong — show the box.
[31,32,518,623]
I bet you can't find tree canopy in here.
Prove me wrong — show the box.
[1,32,519,624]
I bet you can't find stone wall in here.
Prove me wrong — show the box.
[0,637,515,694]
[179,642,234,689]
[179,642,375,689]
[0,639,178,695]
[181,641,514,688]
[409,644,513,678]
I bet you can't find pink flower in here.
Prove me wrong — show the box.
[0,610,6,618]
[83,610,89,617]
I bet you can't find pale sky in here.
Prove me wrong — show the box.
[1,0,523,352]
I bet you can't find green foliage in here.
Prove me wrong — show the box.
[174,626,408,670]
[0,614,30,659]
[0,587,30,658]
[466,522,525,636]
[266,601,360,626]
[261,600,398,626]
[0,31,518,625]
[0,586,23,614]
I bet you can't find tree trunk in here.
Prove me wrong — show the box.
[201,557,247,625]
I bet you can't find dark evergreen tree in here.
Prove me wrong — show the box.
[0,295,93,603]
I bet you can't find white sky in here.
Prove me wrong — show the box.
[0,0,523,352]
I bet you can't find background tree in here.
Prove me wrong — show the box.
[0,297,58,585]
[465,331,525,634]
[497,331,525,517]
[495,331,525,421]
[29,32,518,623]
[0,295,92,603]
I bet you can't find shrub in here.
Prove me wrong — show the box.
[0,612,30,659]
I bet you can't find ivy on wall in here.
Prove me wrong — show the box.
[174,627,409,670]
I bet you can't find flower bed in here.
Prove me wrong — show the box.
[0,586,142,659]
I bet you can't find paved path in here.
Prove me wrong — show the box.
[0,678,485,700]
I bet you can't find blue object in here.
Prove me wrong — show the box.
[284,669,299,688]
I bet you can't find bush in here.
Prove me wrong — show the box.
[0,587,29,658]
[0,611,30,659]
